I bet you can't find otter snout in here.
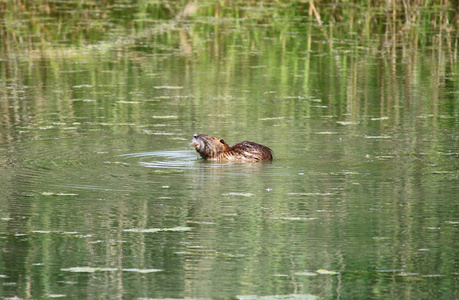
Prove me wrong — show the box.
[192,133,207,153]
[192,133,211,159]
[192,134,201,148]
[192,134,197,146]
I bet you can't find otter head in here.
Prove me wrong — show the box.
[192,134,229,160]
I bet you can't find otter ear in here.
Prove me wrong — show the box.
[220,139,225,144]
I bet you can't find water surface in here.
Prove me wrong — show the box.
[0,1,458,299]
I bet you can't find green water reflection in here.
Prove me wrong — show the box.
[0,1,458,299]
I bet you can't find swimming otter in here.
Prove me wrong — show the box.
[192,134,273,162]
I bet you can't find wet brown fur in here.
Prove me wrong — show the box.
[192,134,273,162]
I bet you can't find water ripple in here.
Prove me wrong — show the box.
[121,150,198,169]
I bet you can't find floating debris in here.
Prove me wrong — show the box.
[151,115,179,119]
[288,192,332,196]
[72,84,92,88]
[432,171,456,174]
[163,226,192,232]
[217,252,245,258]
[47,294,66,298]
[224,192,254,197]
[61,267,97,273]
[259,117,286,121]
[116,101,141,104]
[175,251,193,255]
[271,217,317,221]
[40,192,78,196]
[237,294,318,300]
[336,121,358,125]
[329,171,360,176]
[122,268,162,273]
[375,156,395,160]
[397,272,420,276]
[364,135,391,139]
[294,271,318,276]
[316,269,339,275]
[314,131,339,135]
[61,267,162,273]
[377,269,404,273]
[153,86,183,89]
[123,226,192,233]
[123,228,162,233]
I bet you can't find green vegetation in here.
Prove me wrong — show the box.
[0,0,457,51]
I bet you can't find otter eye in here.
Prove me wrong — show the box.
[220,139,225,144]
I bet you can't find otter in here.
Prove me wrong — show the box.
[192,134,273,162]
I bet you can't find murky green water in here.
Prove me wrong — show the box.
[0,1,458,299]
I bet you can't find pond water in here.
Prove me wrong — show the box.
[0,1,458,299]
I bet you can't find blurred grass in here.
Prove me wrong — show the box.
[0,0,457,143]
[0,0,457,53]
